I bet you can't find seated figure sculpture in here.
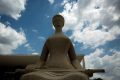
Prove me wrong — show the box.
[21,14,89,80]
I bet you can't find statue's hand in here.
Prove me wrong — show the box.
[84,71,93,77]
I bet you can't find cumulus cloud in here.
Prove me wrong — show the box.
[60,0,120,79]
[70,26,120,48]
[0,22,27,54]
[60,0,120,48]
[0,0,27,20]
[48,0,54,4]
[85,49,120,80]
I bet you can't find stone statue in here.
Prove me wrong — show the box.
[20,14,89,80]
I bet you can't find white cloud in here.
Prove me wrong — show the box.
[85,49,120,80]
[61,0,68,6]
[60,0,120,48]
[32,29,38,33]
[85,49,105,68]
[48,0,54,4]
[70,26,120,48]
[24,43,35,52]
[60,0,120,79]
[38,36,45,40]
[32,29,45,40]
[0,22,27,54]
[0,0,27,20]
[32,52,39,55]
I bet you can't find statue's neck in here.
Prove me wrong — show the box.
[55,29,63,34]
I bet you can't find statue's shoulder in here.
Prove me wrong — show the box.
[61,34,71,42]
[45,36,54,42]
[46,34,71,42]
[64,36,71,42]
[46,36,53,40]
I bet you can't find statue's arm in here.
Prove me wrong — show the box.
[40,39,49,67]
[68,40,82,69]
[25,40,49,71]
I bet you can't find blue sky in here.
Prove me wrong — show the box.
[0,0,120,80]
[0,0,63,54]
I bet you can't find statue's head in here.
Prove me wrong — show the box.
[52,14,64,29]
